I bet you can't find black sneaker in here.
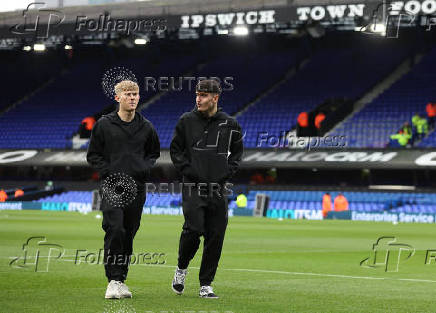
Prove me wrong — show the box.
[172,268,187,295]
[199,285,219,298]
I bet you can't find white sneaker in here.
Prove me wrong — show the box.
[199,285,218,299]
[105,280,122,299]
[172,267,187,295]
[119,282,132,298]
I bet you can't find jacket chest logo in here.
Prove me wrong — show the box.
[193,120,239,156]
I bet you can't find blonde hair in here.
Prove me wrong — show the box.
[114,80,139,95]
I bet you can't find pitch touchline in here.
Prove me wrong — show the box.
[9,255,436,283]
[138,264,436,284]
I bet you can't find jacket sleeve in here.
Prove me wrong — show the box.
[145,124,160,167]
[170,117,195,178]
[227,122,244,180]
[86,120,110,179]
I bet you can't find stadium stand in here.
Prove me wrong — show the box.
[331,46,436,148]
[142,47,298,148]
[0,50,64,112]
[0,34,417,150]
[36,190,181,207]
[238,36,411,148]
[38,189,436,214]
[0,45,201,149]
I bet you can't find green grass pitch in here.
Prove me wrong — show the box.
[1,210,436,313]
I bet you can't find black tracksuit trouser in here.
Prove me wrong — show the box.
[101,185,145,282]
[177,183,228,286]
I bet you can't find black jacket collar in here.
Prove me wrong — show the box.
[105,111,146,136]
[106,110,140,123]
[193,107,226,120]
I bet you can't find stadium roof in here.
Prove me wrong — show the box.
[0,0,286,26]
[0,0,373,26]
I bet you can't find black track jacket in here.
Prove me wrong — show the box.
[87,111,160,183]
[170,108,243,183]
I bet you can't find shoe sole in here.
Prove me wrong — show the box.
[199,295,219,299]
[172,284,184,295]
[105,293,131,299]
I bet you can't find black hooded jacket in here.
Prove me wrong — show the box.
[170,108,243,183]
[87,111,160,183]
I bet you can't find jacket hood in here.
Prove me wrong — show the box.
[104,110,148,137]
[105,110,146,124]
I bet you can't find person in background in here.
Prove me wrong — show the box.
[14,189,24,198]
[79,116,96,138]
[0,189,7,202]
[315,112,326,135]
[297,112,309,128]
[416,115,428,141]
[322,192,332,218]
[265,168,277,184]
[236,193,248,209]
[389,131,409,147]
[426,102,436,129]
[412,113,420,129]
[411,112,420,143]
[334,193,349,212]
[44,181,54,191]
[402,122,412,138]
[249,172,264,185]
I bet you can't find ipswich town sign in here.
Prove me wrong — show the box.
[180,10,276,28]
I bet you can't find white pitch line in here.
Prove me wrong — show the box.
[224,268,436,283]
[396,278,436,283]
[7,256,436,284]
[132,264,436,284]
[224,268,386,280]
[5,254,78,259]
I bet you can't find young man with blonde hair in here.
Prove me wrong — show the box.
[87,80,160,299]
